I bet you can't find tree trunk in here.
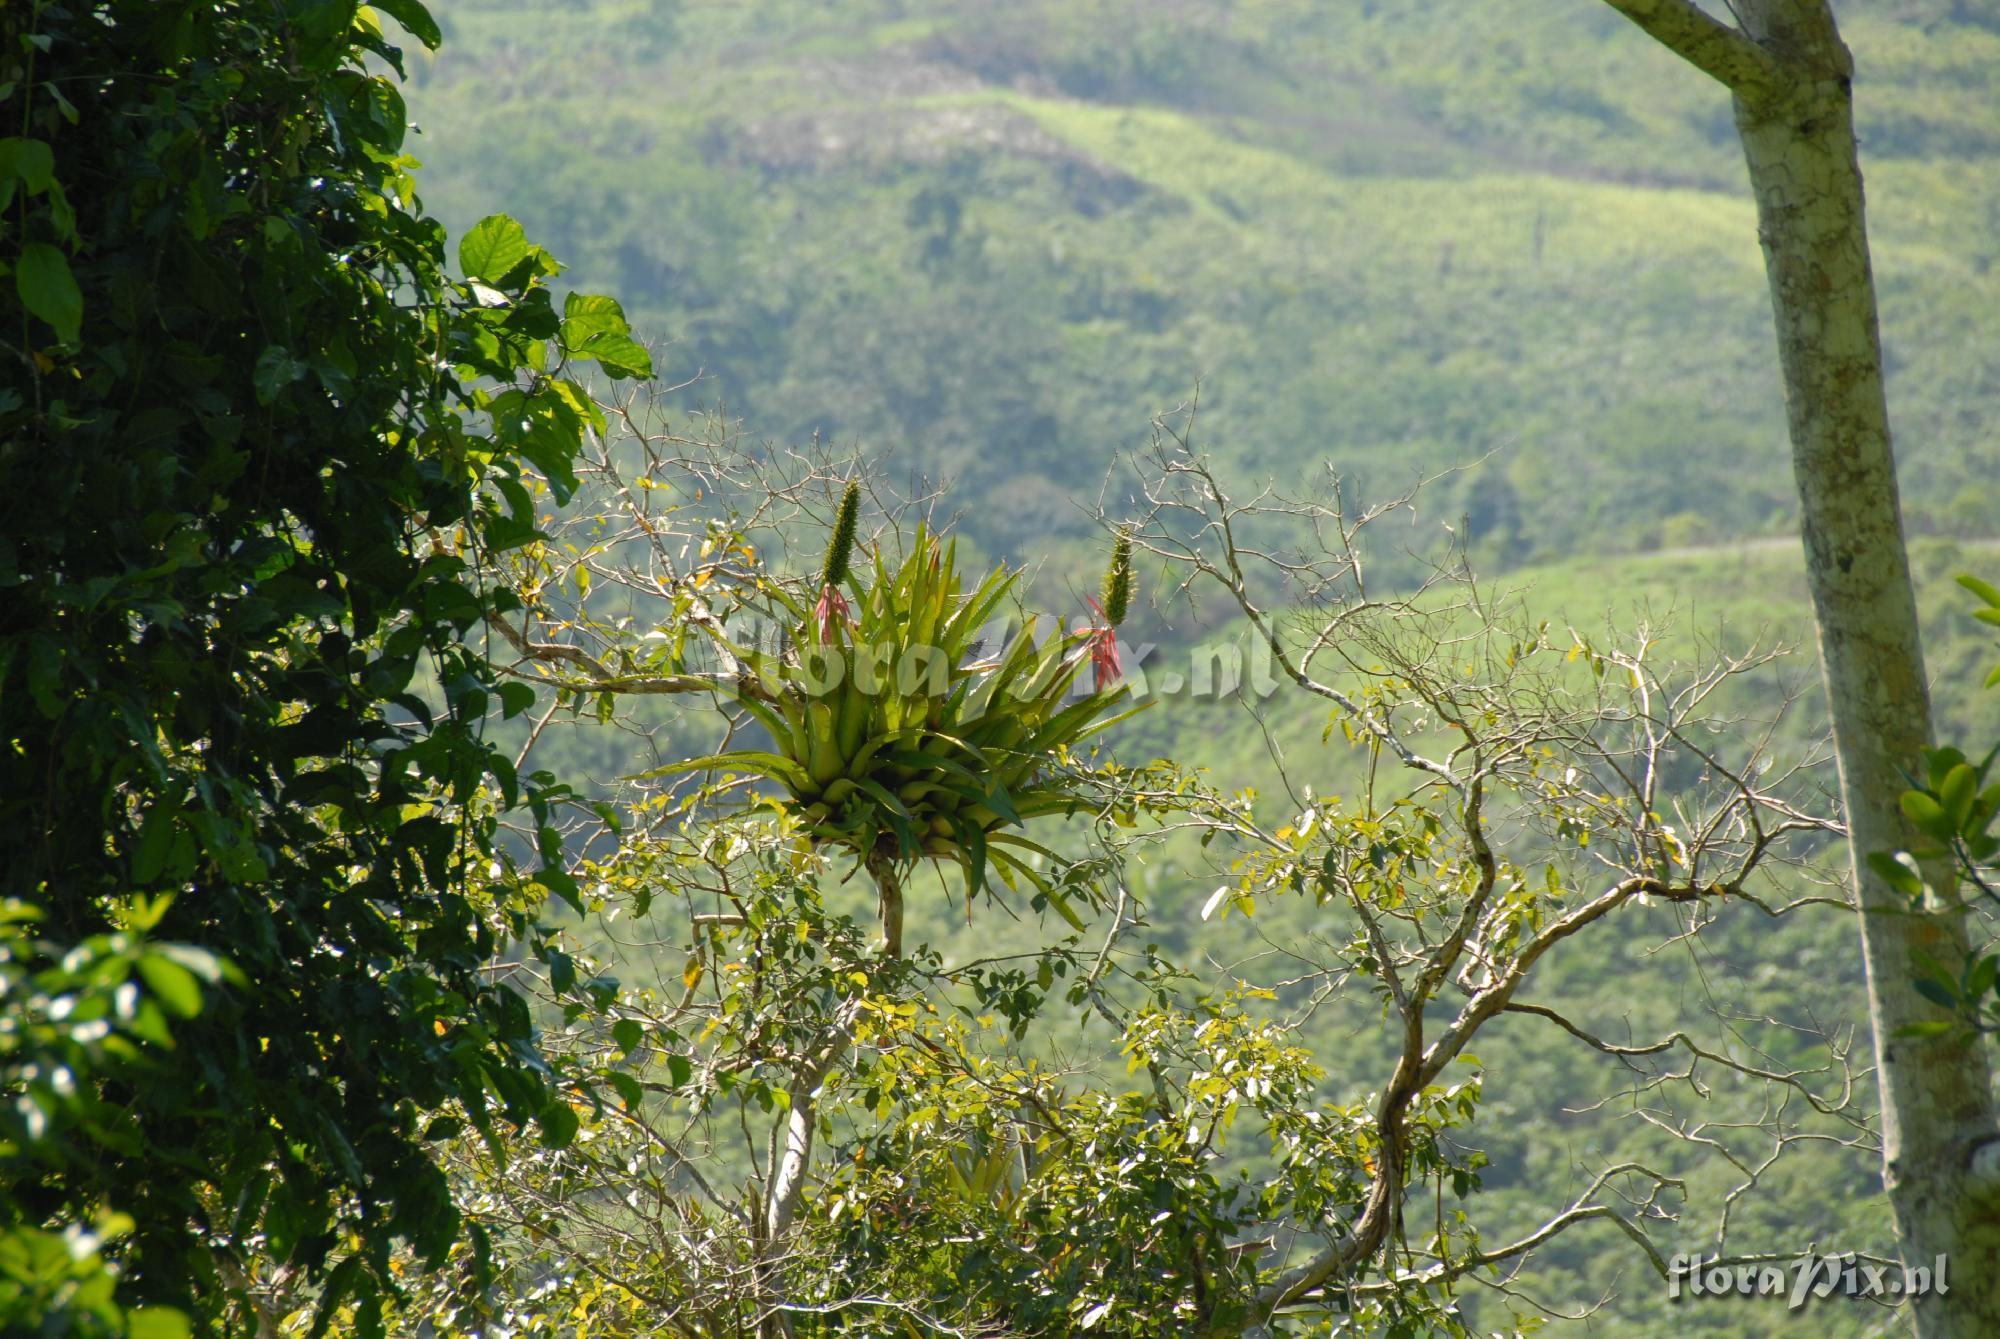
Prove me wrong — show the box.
[754,859,902,1337]
[1730,6,2000,1332]
[1598,2,2000,1330]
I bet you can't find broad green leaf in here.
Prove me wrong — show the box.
[1914,978,1960,1010]
[1901,791,1954,842]
[138,953,203,1018]
[0,137,55,209]
[17,241,81,342]
[1925,746,1969,791]
[1940,763,1978,831]
[132,798,181,884]
[1967,954,1999,1002]
[1958,573,2000,608]
[154,942,230,983]
[612,1017,643,1055]
[548,375,606,433]
[370,0,442,48]
[537,1099,580,1149]
[575,330,653,380]
[535,866,585,915]
[1865,850,1925,899]
[602,1068,644,1109]
[252,346,306,405]
[458,214,531,285]
[0,898,45,925]
[563,291,632,345]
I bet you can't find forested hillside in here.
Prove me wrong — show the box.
[409,0,2000,570]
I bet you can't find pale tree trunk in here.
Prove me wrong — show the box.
[753,858,901,1338]
[1599,1,2000,1330]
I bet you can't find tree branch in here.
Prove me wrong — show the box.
[487,612,777,700]
[1217,877,1738,1335]
[760,859,905,1321]
[1598,0,1784,93]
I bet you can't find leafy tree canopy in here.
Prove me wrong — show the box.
[0,2,648,1332]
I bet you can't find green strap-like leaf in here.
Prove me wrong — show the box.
[626,750,810,790]
[949,811,989,897]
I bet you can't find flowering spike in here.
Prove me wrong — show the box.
[1100,525,1133,628]
[820,481,861,592]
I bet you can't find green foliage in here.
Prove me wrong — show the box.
[0,2,649,1331]
[343,409,1866,1336]
[0,895,229,1334]
[1878,574,2000,1037]
[646,526,1138,919]
[228,3,1986,1331]
[816,991,1319,1336]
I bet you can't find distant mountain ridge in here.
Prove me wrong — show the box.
[411,0,1998,574]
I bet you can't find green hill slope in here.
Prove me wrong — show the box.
[408,0,2000,570]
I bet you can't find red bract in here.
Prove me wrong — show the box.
[814,583,852,645]
[1084,596,1121,691]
